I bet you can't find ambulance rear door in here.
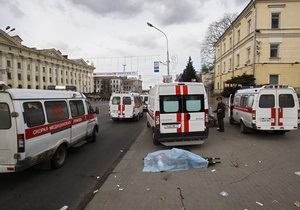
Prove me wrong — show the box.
[255,87,298,129]
[276,88,298,128]
[0,92,18,171]
[159,83,206,136]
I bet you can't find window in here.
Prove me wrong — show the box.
[17,62,21,69]
[259,95,275,108]
[248,19,252,34]
[7,72,11,80]
[247,48,251,62]
[271,13,280,29]
[27,74,30,81]
[229,58,232,70]
[223,62,226,72]
[7,60,11,68]
[240,95,249,107]
[36,76,38,82]
[69,100,85,117]
[18,73,21,80]
[237,29,241,42]
[185,95,203,112]
[123,97,131,105]
[45,101,69,123]
[270,44,279,58]
[229,37,232,48]
[269,75,279,84]
[43,76,46,82]
[112,97,120,105]
[279,94,295,108]
[27,64,30,70]
[0,103,11,129]
[236,54,240,66]
[23,102,45,127]
[160,96,180,113]
[35,65,38,72]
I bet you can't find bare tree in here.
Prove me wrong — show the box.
[200,13,238,67]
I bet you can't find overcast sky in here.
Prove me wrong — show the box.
[0,0,249,89]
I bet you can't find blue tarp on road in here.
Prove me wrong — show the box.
[143,148,209,172]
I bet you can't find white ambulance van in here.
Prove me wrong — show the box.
[140,94,149,111]
[108,92,143,121]
[0,83,99,173]
[146,82,209,146]
[228,85,300,134]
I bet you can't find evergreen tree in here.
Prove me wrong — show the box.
[182,56,197,82]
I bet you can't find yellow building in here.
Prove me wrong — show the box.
[0,29,95,92]
[214,0,300,94]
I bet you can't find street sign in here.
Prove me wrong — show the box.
[154,61,159,73]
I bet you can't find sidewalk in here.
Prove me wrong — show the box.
[85,123,300,209]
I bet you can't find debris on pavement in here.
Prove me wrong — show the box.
[220,191,228,197]
[294,201,300,207]
[204,157,221,165]
[93,189,99,194]
[59,206,68,210]
[143,148,209,172]
[295,171,300,176]
[256,201,263,206]
[160,196,166,201]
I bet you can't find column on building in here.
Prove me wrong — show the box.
[57,63,61,86]
[0,52,7,84]
[22,56,27,89]
[30,58,36,89]
[39,60,43,89]
[62,65,66,86]
[46,61,50,88]
[12,54,18,88]
[53,63,57,86]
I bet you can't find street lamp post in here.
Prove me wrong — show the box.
[147,22,170,82]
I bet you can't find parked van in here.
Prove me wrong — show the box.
[0,83,99,173]
[141,94,149,111]
[228,85,300,134]
[109,92,143,121]
[146,82,209,146]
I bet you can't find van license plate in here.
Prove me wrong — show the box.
[164,124,180,129]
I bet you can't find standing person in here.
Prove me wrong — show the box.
[213,96,226,132]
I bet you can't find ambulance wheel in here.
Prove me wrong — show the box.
[240,121,249,134]
[51,145,67,169]
[152,132,159,145]
[135,114,140,121]
[90,127,97,142]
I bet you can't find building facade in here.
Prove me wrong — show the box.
[0,29,95,92]
[214,0,300,94]
[93,76,143,94]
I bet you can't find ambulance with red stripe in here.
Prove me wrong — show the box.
[228,85,300,134]
[0,83,99,173]
[146,82,209,146]
[109,92,143,121]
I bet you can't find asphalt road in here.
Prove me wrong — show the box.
[0,101,146,210]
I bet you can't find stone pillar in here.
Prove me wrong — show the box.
[22,57,27,89]
[31,59,36,89]
[0,53,7,84]
[12,55,18,88]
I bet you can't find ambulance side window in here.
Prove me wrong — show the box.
[259,95,275,108]
[279,94,294,108]
[184,95,204,112]
[247,95,254,107]
[23,102,45,127]
[45,101,69,123]
[240,95,249,107]
[234,95,241,105]
[112,97,120,105]
[123,97,131,105]
[0,103,11,129]
[160,95,180,113]
[69,100,85,117]
[85,101,94,114]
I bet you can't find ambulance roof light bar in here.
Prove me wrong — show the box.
[264,84,288,89]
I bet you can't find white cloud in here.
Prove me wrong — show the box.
[0,0,250,89]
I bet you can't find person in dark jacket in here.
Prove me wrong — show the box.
[213,96,226,132]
